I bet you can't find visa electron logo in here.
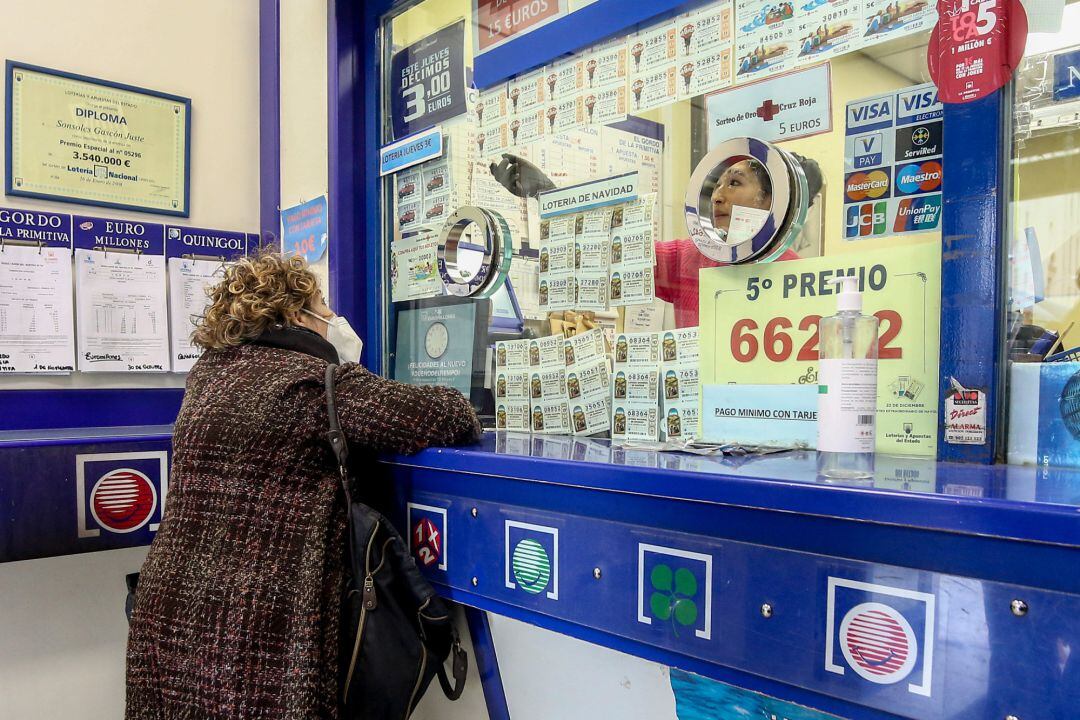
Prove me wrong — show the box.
[845,169,890,202]
[895,161,942,196]
[846,202,888,238]
[899,87,939,115]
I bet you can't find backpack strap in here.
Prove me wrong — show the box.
[436,634,468,700]
[324,364,352,506]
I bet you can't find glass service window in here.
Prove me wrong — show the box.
[1006,2,1080,467]
[380,0,942,456]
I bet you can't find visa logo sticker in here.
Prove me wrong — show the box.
[846,95,893,134]
[505,520,559,599]
[76,451,168,538]
[407,503,448,571]
[825,577,935,696]
[853,132,883,169]
[845,201,888,238]
[896,83,942,126]
[637,543,713,640]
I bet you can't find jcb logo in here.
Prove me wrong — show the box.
[846,202,887,238]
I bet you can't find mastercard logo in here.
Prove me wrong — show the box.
[895,161,943,196]
[845,169,891,202]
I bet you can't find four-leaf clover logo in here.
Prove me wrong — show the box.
[649,563,698,636]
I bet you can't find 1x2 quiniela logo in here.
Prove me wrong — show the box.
[407,503,448,571]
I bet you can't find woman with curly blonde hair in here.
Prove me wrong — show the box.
[125,251,480,719]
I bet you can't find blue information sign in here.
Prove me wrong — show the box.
[1054,49,1080,102]
[389,20,467,140]
[280,196,328,264]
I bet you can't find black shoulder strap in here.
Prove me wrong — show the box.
[324,364,352,505]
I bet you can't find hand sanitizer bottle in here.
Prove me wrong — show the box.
[817,276,879,480]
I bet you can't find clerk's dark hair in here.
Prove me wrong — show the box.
[740,153,823,207]
[192,250,321,350]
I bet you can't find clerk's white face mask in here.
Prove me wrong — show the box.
[303,309,364,363]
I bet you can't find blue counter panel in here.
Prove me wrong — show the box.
[396,487,1080,720]
[0,437,171,562]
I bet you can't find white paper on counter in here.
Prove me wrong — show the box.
[168,257,223,372]
[75,248,169,372]
[0,244,75,373]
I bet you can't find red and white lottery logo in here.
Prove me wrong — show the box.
[825,577,936,696]
[927,0,1027,103]
[413,518,441,567]
[839,602,918,683]
[90,469,158,533]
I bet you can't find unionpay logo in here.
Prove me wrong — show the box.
[893,196,942,232]
[844,169,891,203]
[825,577,935,696]
[895,161,942,196]
[407,503,447,571]
[76,452,168,537]
[505,520,559,599]
[638,543,713,640]
[846,202,888,238]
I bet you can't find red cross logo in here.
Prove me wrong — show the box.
[756,99,780,121]
[413,518,441,567]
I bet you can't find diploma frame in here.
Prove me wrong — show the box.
[5,61,192,217]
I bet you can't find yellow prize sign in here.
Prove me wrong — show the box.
[699,241,941,456]
[8,64,189,215]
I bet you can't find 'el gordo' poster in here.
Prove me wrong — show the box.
[390,20,467,140]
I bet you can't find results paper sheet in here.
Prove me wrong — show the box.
[75,248,169,372]
[0,244,75,373]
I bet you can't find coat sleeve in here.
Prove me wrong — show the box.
[332,363,483,455]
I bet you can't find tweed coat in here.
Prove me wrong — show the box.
[126,327,481,719]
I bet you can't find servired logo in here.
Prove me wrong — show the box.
[846,202,888,238]
[895,161,942,196]
[844,169,891,202]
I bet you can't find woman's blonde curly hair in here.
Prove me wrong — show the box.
[192,250,322,350]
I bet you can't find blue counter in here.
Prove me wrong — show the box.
[379,433,1080,720]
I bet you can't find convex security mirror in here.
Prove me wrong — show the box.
[436,205,513,297]
[684,136,809,264]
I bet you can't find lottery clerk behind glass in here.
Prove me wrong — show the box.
[125,251,481,720]
[490,153,823,328]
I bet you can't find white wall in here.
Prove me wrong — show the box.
[279,0,331,297]
[0,0,261,393]
[0,0,260,717]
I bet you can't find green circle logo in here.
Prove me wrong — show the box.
[512,539,551,594]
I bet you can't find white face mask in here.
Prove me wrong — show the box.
[303,309,364,363]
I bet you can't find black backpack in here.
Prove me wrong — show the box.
[325,364,468,719]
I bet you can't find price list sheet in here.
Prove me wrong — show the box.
[75,249,169,372]
[0,244,75,373]
[168,257,223,372]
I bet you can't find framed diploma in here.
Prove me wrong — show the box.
[6,61,191,216]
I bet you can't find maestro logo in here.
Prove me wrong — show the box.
[825,577,936,696]
[844,169,891,203]
[76,451,168,537]
[846,201,888,238]
[895,161,942,196]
